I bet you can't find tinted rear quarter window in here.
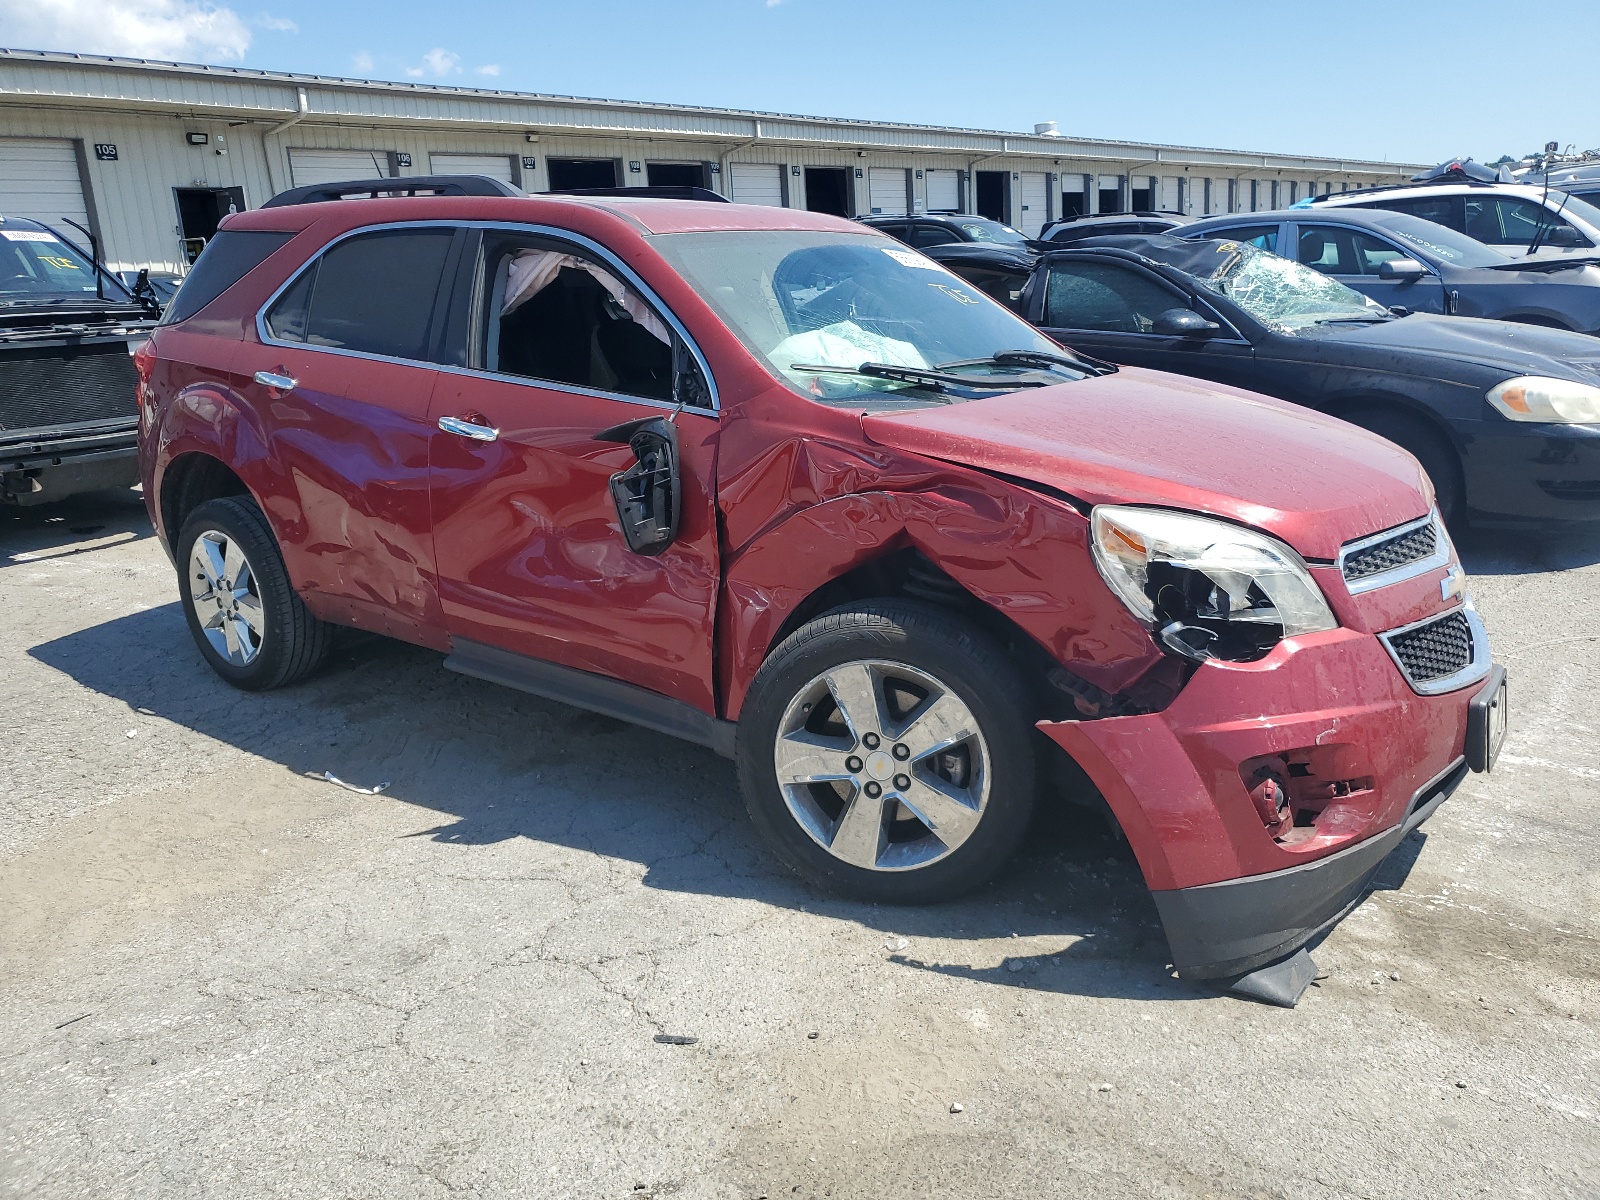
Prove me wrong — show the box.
[266,228,455,361]
[160,230,294,325]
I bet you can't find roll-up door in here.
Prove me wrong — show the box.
[868,168,908,216]
[1161,177,1180,211]
[1018,172,1048,236]
[429,153,515,182]
[289,148,391,185]
[0,138,90,232]
[729,163,784,207]
[925,169,960,212]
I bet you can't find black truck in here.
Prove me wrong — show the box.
[2,215,158,506]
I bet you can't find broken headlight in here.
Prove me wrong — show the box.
[1486,376,1600,424]
[1090,506,1337,663]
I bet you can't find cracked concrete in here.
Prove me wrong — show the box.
[2,489,1597,1199]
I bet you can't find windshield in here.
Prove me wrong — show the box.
[0,226,110,303]
[1187,240,1390,332]
[649,230,1083,403]
[1554,191,1600,231]
[956,219,1028,246]
[1371,213,1512,267]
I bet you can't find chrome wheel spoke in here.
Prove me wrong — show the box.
[774,731,855,785]
[234,592,265,635]
[220,612,243,660]
[222,538,247,588]
[823,663,886,741]
[196,538,226,588]
[894,690,976,761]
[896,773,982,847]
[829,789,888,869]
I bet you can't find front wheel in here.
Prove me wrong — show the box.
[736,601,1036,904]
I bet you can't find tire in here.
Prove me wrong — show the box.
[1346,408,1465,526]
[175,495,331,690]
[736,600,1036,904]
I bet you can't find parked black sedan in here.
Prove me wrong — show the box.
[857,212,1030,249]
[1180,208,1600,337]
[925,235,1600,524]
[1037,211,1192,245]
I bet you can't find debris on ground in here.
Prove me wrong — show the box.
[308,771,391,795]
[949,1102,964,1114]
[653,1034,698,1046]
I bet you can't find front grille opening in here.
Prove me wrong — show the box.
[1387,610,1473,684]
[1343,520,1438,582]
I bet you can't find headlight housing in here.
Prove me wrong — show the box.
[1090,505,1338,663]
[1487,376,1600,424]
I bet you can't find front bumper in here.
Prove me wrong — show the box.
[1459,420,1600,522]
[1041,625,1503,979]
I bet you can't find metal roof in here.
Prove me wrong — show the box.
[0,46,1420,176]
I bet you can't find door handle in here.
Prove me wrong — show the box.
[253,370,297,391]
[438,415,499,442]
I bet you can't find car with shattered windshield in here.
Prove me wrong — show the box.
[929,233,1600,526]
[1181,207,1600,337]
[137,180,1506,1003]
[2,215,157,505]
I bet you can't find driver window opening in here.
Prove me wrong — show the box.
[483,243,679,402]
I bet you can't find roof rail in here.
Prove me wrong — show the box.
[541,185,730,203]
[261,174,525,208]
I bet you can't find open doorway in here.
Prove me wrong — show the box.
[803,167,850,217]
[646,162,708,188]
[975,171,1009,222]
[546,159,620,190]
[174,187,246,263]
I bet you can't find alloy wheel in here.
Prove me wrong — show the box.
[772,659,990,872]
[188,529,266,666]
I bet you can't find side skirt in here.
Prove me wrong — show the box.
[443,638,736,758]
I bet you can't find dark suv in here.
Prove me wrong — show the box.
[138,184,1506,1002]
[858,213,1030,249]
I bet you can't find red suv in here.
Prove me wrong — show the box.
[137,183,1507,1002]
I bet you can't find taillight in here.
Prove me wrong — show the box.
[131,337,155,410]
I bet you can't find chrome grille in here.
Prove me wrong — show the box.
[1343,522,1438,581]
[1338,513,1450,593]
[1378,605,1492,696]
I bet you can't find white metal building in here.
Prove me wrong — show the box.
[0,48,1422,273]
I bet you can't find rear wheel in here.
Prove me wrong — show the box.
[176,496,331,690]
[736,601,1036,904]
[1346,409,1465,526]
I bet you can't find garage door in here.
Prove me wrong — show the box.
[729,163,784,207]
[0,138,90,232]
[868,168,908,216]
[925,169,960,213]
[429,153,515,182]
[1018,172,1048,237]
[288,148,390,186]
[1161,176,1180,211]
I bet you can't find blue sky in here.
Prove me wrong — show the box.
[4,0,1596,164]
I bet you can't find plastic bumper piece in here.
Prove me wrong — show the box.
[1151,756,1469,981]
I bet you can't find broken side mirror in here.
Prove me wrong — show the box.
[1152,307,1222,338]
[1377,258,1427,281]
[131,267,161,314]
[1540,224,1585,248]
[595,416,681,556]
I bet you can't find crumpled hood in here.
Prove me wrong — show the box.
[1324,313,1600,382]
[861,366,1428,561]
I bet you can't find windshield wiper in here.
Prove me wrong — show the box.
[788,361,1049,393]
[937,348,1113,377]
[1313,315,1395,325]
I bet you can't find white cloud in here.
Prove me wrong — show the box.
[474,63,500,77]
[0,0,253,61]
[419,47,459,76]
[253,12,295,31]
[351,50,373,72]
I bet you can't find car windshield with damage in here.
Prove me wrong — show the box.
[955,219,1029,246]
[650,229,1093,405]
[1176,239,1393,332]
[0,225,106,304]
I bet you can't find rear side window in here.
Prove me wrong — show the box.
[1208,224,1278,252]
[160,230,293,325]
[265,228,454,361]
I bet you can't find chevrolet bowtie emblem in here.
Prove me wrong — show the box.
[1441,566,1467,603]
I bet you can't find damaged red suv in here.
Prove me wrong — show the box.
[138,180,1507,1000]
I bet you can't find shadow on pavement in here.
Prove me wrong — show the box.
[0,487,154,566]
[29,599,1197,1004]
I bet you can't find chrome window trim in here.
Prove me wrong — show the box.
[252,218,721,413]
[1337,510,1451,594]
[1377,601,1492,696]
